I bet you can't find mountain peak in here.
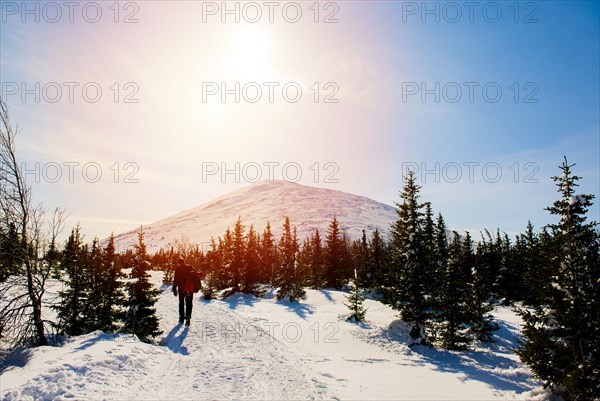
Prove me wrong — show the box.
[113,181,396,252]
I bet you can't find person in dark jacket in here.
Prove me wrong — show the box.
[172,257,196,326]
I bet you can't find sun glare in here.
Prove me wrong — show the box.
[227,25,270,79]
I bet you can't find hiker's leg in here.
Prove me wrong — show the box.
[185,293,193,319]
[178,292,185,320]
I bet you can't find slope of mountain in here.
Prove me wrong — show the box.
[113,180,397,252]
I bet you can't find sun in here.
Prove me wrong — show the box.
[226,25,270,79]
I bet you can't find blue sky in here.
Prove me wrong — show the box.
[0,1,598,242]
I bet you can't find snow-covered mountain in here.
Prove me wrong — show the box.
[113,180,397,253]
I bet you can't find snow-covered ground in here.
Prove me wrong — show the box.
[1,272,548,400]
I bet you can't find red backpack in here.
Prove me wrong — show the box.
[183,277,195,293]
[183,270,203,293]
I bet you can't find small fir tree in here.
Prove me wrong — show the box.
[345,269,367,322]
[123,227,162,342]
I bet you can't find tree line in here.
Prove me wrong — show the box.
[147,173,554,350]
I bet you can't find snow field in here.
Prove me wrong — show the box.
[1,271,548,400]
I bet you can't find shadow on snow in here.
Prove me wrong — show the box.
[221,290,315,319]
[319,290,335,303]
[408,318,535,394]
[0,347,34,374]
[221,292,262,310]
[279,299,314,319]
[162,325,189,355]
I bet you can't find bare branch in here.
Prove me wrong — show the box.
[0,99,53,346]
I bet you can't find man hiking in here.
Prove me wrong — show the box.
[172,257,202,326]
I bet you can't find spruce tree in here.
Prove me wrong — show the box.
[275,217,304,301]
[242,224,262,295]
[516,158,599,401]
[324,217,344,289]
[466,232,498,342]
[493,230,519,304]
[518,221,547,306]
[503,232,519,302]
[123,227,162,343]
[388,171,430,344]
[475,230,499,299]
[345,270,367,322]
[81,238,103,332]
[367,228,387,289]
[352,230,369,288]
[310,229,325,288]
[292,226,305,300]
[438,232,472,350]
[422,203,437,299]
[55,225,87,336]
[260,222,277,285]
[339,232,354,285]
[229,217,246,294]
[202,237,221,300]
[97,233,126,332]
[430,213,449,342]
[297,237,313,288]
[421,204,438,329]
[220,228,234,289]
[45,236,61,280]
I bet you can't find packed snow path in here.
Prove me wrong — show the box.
[155,290,328,400]
[1,288,329,401]
[1,274,546,400]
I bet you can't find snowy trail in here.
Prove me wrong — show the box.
[1,288,329,401]
[154,289,329,400]
[1,274,545,400]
